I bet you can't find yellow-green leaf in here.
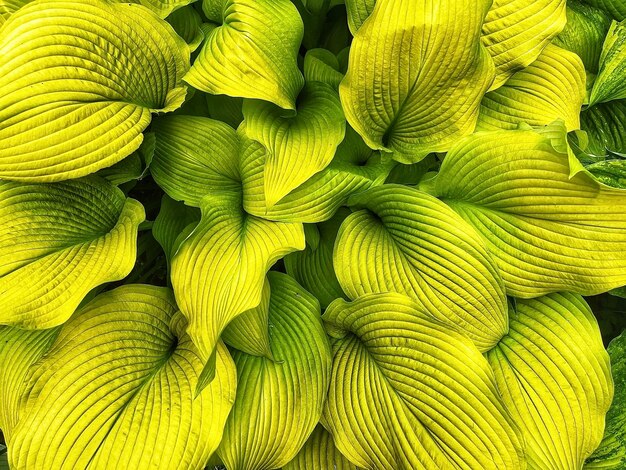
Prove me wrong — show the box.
[339,0,495,163]
[487,293,613,470]
[171,191,304,391]
[581,0,626,21]
[242,82,346,206]
[152,195,200,266]
[477,44,586,131]
[217,272,331,470]
[184,0,304,109]
[166,5,204,51]
[590,19,626,105]
[334,184,508,351]
[482,0,566,90]
[304,49,344,89]
[323,293,525,469]
[344,0,374,33]
[9,285,237,470]
[0,177,145,329]
[282,424,359,470]
[430,123,626,297]
[0,0,190,181]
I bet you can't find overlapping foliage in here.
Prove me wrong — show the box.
[1,0,626,469]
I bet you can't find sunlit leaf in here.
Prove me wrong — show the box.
[0,177,145,329]
[0,0,189,181]
[217,272,331,470]
[488,293,613,469]
[9,285,237,470]
[283,424,359,470]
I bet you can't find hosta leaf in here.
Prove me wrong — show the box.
[334,184,508,351]
[553,0,612,73]
[96,152,144,186]
[482,0,566,90]
[171,191,304,391]
[581,100,626,156]
[303,49,344,89]
[285,210,349,309]
[586,329,626,469]
[242,82,346,206]
[217,272,331,470]
[151,115,240,207]
[0,326,59,440]
[240,131,391,223]
[0,0,25,26]
[344,0,374,33]
[185,0,304,109]
[0,0,190,182]
[585,159,626,187]
[282,424,359,470]
[323,293,525,470]
[166,5,204,51]
[430,123,626,297]
[0,177,145,329]
[221,277,273,359]
[487,293,613,470]
[152,195,200,265]
[339,0,495,163]
[581,0,626,21]
[205,94,244,129]
[9,285,237,470]
[477,44,586,131]
[590,20,626,105]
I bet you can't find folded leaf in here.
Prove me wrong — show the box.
[217,272,331,470]
[323,293,524,469]
[304,49,344,89]
[334,184,508,351]
[166,5,204,51]
[152,195,200,265]
[581,0,626,21]
[590,20,626,105]
[482,0,566,89]
[430,123,626,297]
[9,285,237,470]
[339,0,495,163]
[0,0,27,26]
[240,131,391,223]
[585,159,626,187]
[0,326,59,440]
[242,82,346,206]
[184,0,304,109]
[171,191,304,390]
[0,177,145,329]
[151,115,241,206]
[285,210,349,309]
[477,44,585,131]
[553,0,612,73]
[0,0,189,181]
[344,0,374,33]
[487,293,613,470]
[282,424,359,470]
[221,277,273,359]
[586,329,626,469]
[580,100,626,157]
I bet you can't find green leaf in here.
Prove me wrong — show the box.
[0,0,27,26]
[284,210,349,309]
[9,285,237,470]
[344,0,374,33]
[0,177,145,329]
[580,100,626,157]
[482,0,566,90]
[487,293,613,469]
[585,159,626,188]
[323,293,525,469]
[170,191,304,391]
[429,123,626,297]
[0,326,59,440]
[221,277,274,359]
[205,94,244,129]
[334,184,508,351]
[184,0,304,110]
[152,195,200,266]
[217,272,331,470]
[586,329,626,469]
[240,129,391,223]
[0,0,190,182]
[241,82,346,207]
[581,0,626,21]
[590,20,626,105]
[339,0,495,163]
[553,0,612,73]
[151,115,241,207]
[166,5,204,51]
[282,424,359,470]
[303,49,344,89]
[477,44,586,131]
[96,153,144,186]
